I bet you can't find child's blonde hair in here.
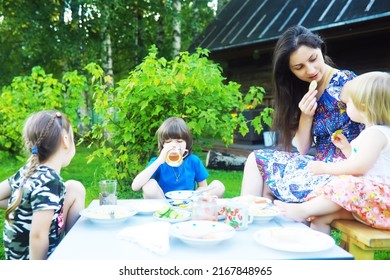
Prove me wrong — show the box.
[343,71,390,125]
[156,117,193,153]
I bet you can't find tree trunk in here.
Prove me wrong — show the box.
[157,0,165,52]
[172,0,181,57]
[103,33,114,87]
[206,150,247,171]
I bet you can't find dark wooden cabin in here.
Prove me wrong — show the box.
[191,0,390,107]
[190,0,390,144]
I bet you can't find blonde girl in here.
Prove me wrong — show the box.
[275,72,390,234]
[0,110,85,259]
[132,117,225,198]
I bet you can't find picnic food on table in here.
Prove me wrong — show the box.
[254,197,270,205]
[155,205,186,219]
[234,194,270,205]
[250,208,278,216]
[308,80,317,91]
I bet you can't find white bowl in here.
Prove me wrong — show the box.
[80,205,137,225]
[170,220,236,246]
[249,207,280,223]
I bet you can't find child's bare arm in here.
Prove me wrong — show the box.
[131,144,174,191]
[331,132,352,157]
[0,179,12,209]
[29,209,54,260]
[309,128,386,175]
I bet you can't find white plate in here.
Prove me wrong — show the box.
[171,221,236,246]
[165,190,196,200]
[129,200,169,215]
[153,208,191,223]
[253,227,335,252]
[80,205,137,225]
[249,207,280,223]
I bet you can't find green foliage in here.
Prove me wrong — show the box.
[0,66,87,160]
[82,46,272,195]
[0,1,217,88]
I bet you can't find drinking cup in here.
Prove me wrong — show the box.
[224,202,253,231]
[166,147,188,167]
[99,180,117,205]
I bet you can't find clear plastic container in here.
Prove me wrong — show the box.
[191,193,218,221]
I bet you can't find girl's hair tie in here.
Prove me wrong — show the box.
[31,146,39,155]
[56,112,62,118]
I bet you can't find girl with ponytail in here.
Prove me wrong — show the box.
[0,110,85,259]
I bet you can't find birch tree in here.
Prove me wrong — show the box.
[172,0,181,57]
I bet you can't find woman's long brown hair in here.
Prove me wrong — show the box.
[271,25,335,150]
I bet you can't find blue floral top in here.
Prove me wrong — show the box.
[312,70,363,161]
[253,69,364,202]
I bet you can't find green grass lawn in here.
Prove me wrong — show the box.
[0,145,388,260]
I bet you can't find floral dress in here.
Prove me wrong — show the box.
[308,125,390,230]
[254,70,363,202]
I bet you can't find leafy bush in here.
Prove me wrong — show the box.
[82,46,273,195]
[0,66,87,161]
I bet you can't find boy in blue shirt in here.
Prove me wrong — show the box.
[132,117,225,198]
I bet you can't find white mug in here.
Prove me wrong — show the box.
[224,202,253,231]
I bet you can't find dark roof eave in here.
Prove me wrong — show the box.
[205,13,390,53]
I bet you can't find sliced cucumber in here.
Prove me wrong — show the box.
[156,205,171,217]
[169,210,179,219]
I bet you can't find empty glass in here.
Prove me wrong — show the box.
[99,180,117,205]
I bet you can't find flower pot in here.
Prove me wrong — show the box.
[263,131,277,147]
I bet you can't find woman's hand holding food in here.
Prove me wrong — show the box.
[299,88,318,117]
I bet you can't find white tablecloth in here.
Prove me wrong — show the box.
[48,199,353,260]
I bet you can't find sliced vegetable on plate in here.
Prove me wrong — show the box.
[154,205,191,223]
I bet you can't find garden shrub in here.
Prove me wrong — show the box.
[82,46,273,196]
[0,66,87,161]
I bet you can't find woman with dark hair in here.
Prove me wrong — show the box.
[240,25,363,202]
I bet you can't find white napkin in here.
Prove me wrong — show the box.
[117,222,171,255]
